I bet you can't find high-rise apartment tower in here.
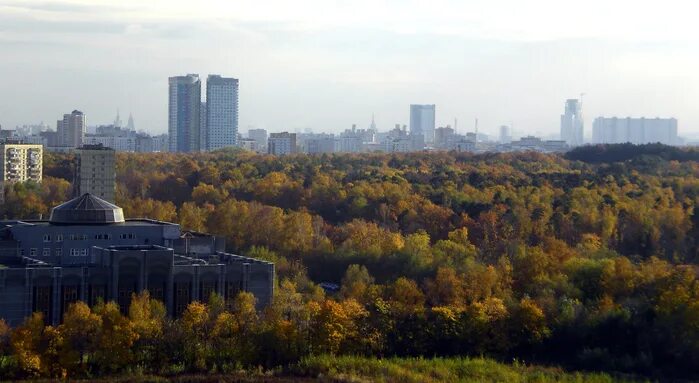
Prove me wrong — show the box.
[74,144,116,202]
[560,99,584,146]
[168,74,202,152]
[206,75,239,150]
[57,110,86,148]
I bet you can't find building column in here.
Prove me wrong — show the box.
[111,252,119,302]
[217,265,225,297]
[138,255,145,293]
[242,263,250,292]
[166,269,174,317]
[80,267,88,302]
[143,252,149,294]
[267,263,275,307]
[192,266,200,302]
[25,269,33,321]
[52,267,61,326]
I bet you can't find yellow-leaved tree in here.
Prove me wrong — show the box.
[92,301,138,374]
[59,302,101,376]
[129,291,167,370]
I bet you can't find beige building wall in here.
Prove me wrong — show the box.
[0,143,43,183]
[75,145,116,202]
[0,143,43,202]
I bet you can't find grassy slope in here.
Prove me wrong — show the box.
[16,356,643,383]
[290,355,641,383]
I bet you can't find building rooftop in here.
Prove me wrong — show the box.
[78,143,114,151]
[49,193,125,225]
[1,219,176,227]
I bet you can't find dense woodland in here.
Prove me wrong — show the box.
[2,144,699,379]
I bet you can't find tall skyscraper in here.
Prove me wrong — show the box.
[200,102,207,151]
[168,74,201,153]
[74,144,116,202]
[560,99,584,147]
[57,110,86,148]
[592,117,678,145]
[206,75,239,151]
[410,104,436,144]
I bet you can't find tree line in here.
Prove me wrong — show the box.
[2,146,699,378]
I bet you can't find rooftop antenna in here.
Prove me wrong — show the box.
[454,118,458,134]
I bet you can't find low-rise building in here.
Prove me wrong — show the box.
[303,134,335,154]
[248,129,268,152]
[268,132,297,155]
[238,138,258,152]
[0,194,274,326]
[506,136,569,153]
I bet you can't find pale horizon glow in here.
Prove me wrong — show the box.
[1,0,699,138]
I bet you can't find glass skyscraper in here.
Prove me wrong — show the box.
[410,104,436,144]
[168,74,201,153]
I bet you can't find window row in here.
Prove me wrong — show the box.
[42,233,136,242]
[22,248,86,257]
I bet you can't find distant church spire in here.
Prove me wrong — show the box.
[114,109,123,128]
[126,113,135,131]
[370,113,377,132]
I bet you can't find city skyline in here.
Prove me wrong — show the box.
[1,1,698,137]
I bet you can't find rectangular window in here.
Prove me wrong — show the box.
[33,286,52,324]
[55,249,62,257]
[89,285,106,307]
[30,248,37,256]
[42,248,50,257]
[19,249,25,256]
[80,249,87,256]
[201,281,217,303]
[175,283,191,317]
[43,234,51,242]
[61,285,79,320]
[69,248,79,256]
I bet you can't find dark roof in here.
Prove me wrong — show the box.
[49,194,125,224]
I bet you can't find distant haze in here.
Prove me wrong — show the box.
[1,0,698,138]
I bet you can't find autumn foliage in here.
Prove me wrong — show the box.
[2,146,699,378]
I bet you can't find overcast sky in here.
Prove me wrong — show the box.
[1,0,698,138]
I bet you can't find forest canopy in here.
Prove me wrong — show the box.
[2,145,699,379]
